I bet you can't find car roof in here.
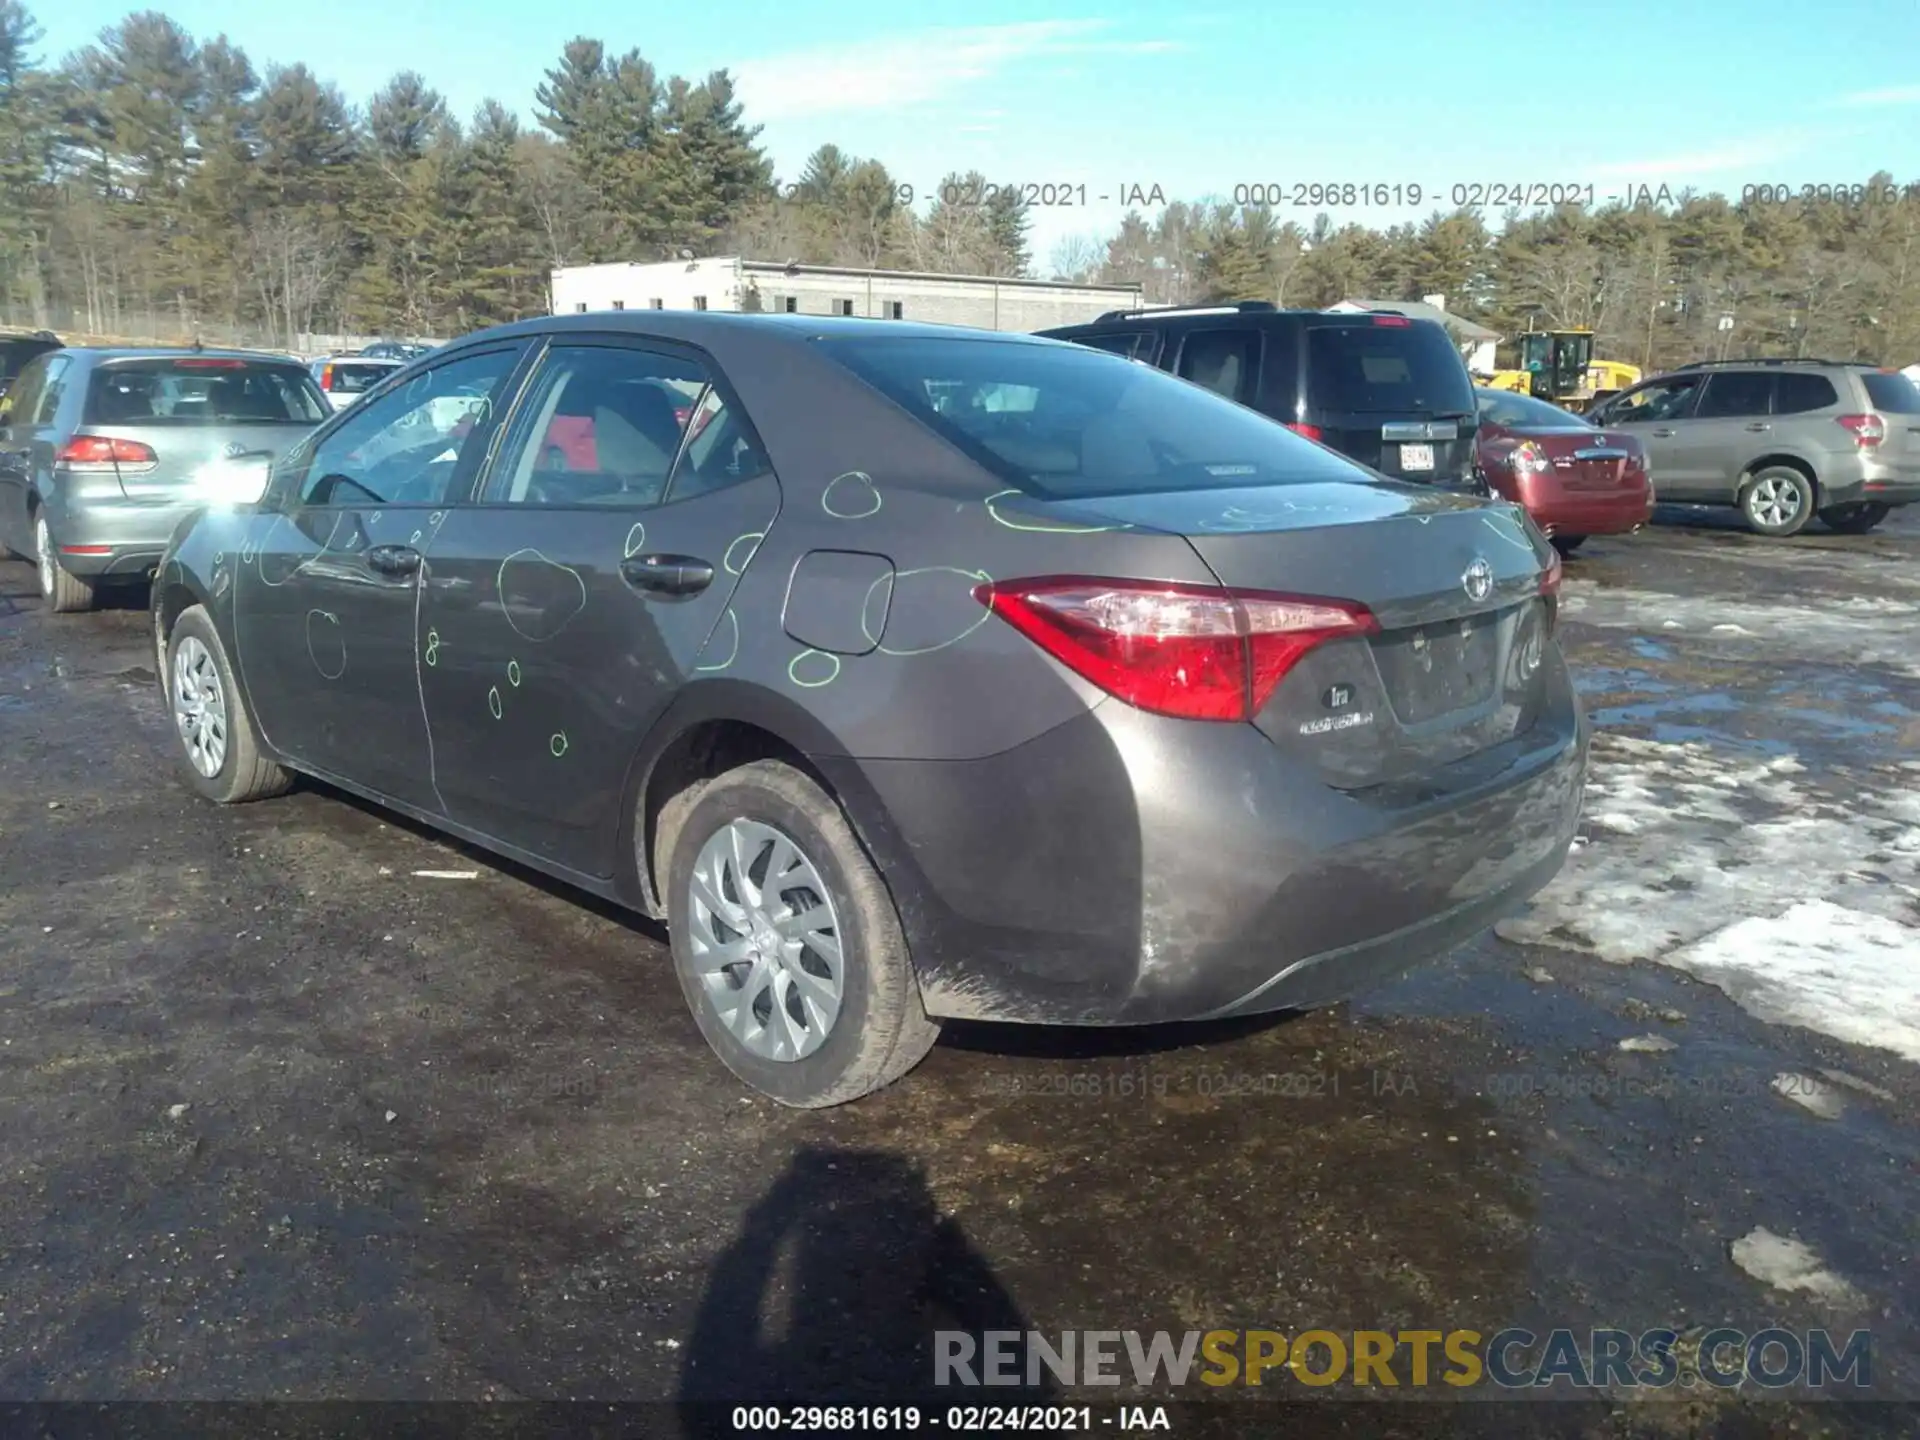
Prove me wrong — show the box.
[63,346,308,365]
[1043,306,1414,333]
[442,311,1067,353]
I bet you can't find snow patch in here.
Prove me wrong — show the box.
[1729,1228,1862,1306]
[1562,583,1920,675]
[1497,735,1920,1061]
[1770,1073,1845,1120]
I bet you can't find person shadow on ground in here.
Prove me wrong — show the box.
[676,1146,1055,1433]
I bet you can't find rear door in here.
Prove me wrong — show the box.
[1301,317,1480,488]
[417,336,780,876]
[1172,325,1265,411]
[80,356,330,499]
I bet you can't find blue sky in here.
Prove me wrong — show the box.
[32,0,1920,271]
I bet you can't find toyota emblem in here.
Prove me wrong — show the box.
[1462,557,1494,602]
[220,441,249,459]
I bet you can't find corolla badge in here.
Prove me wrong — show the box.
[1462,557,1494,602]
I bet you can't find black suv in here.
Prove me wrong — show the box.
[1038,302,1485,492]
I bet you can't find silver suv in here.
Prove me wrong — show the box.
[1588,359,1920,536]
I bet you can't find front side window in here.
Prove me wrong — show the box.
[1612,376,1701,423]
[819,334,1371,501]
[297,347,523,507]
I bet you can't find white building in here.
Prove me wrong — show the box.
[1325,295,1502,375]
[550,257,1144,333]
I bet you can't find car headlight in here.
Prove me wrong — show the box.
[195,455,273,507]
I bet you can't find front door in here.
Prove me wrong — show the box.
[418,337,781,877]
[1604,373,1707,498]
[0,356,65,555]
[232,343,531,808]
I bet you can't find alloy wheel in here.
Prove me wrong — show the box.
[1748,474,1803,529]
[687,819,844,1062]
[172,636,229,778]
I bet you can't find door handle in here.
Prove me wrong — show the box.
[620,554,714,597]
[366,544,422,577]
[1746,422,1771,432]
[1651,428,1676,437]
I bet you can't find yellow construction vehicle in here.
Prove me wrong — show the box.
[1514,330,1641,412]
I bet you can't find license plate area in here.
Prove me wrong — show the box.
[1400,443,1434,471]
[1371,612,1502,724]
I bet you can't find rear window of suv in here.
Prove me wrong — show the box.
[1305,320,1474,415]
[818,335,1367,500]
[86,358,329,425]
[1861,371,1920,414]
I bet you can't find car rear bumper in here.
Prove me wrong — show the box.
[45,495,198,578]
[1514,480,1655,537]
[830,655,1587,1026]
[1856,479,1920,505]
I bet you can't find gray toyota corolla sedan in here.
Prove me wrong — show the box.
[150,313,1588,1107]
[0,347,330,612]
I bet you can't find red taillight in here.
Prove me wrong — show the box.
[1284,422,1323,441]
[55,435,158,466]
[320,363,335,390]
[1508,439,1552,475]
[974,576,1378,722]
[1837,413,1885,449]
[1372,315,1411,326]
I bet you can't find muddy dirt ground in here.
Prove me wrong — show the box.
[1,505,1916,1439]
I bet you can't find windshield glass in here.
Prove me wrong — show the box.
[86,358,329,425]
[817,336,1371,500]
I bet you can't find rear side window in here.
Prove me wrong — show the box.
[1304,321,1473,415]
[1861,371,1920,414]
[1695,371,1774,418]
[1175,328,1260,405]
[86,359,328,426]
[817,335,1368,501]
[1774,373,1839,414]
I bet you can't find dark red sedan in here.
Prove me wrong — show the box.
[1474,388,1654,554]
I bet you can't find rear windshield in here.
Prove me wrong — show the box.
[1306,321,1475,415]
[325,362,399,393]
[1476,389,1593,430]
[86,359,329,426]
[1861,371,1920,414]
[816,336,1369,500]
[0,337,58,383]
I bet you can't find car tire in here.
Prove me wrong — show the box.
[164,604,294,805]
[1818,501,1890,535]
[1550,535,1587,556]
[1738,465,1815,537]
[34,510,97,614]
[665,759,940,1108]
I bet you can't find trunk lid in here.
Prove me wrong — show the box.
[1527,426,1644,491]
[82,356,328,498]
[1048,482,1557,789]
[1302,319,1482,490]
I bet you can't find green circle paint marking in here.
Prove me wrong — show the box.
[507,659,522,687]
[821,471,882,519]
[623,522,647,559]
[788,649,842,688]
[695,609,740,673]
[984,489,1121,534]
[723,532,764,575]
[859,567,996,655]
[424,629,441,667]
[488,686,502,719]
[550,732,569,757]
